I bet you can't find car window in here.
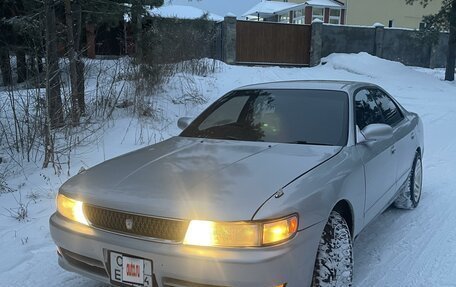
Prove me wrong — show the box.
[199,96,248,130]
[181,89,349,146]
[354,89,384,130]
[373,89,404,127]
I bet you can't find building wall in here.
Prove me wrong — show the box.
[340,0,442,28]
[270,0,444,29]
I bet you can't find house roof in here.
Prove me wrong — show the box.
[306,0,344,8]
[278,0,344,14]
[164,0,260,18]
[149,4,224,21]
[242,1,299,18]
[242,0,344,18]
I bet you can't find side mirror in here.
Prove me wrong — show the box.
[358,123,393,143]
[177,117,193,130]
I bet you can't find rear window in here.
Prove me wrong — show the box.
[181,89,349,146]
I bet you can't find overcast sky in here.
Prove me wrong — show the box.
[166,0,261,17]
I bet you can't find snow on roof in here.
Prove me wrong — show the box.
[149,4,224,21]
[242,0,343,18]
[242,1,299,17]
[306,0,344,8]
[372,22,385,27]
[165,0,259,19]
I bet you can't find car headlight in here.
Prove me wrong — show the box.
[56,194,89,225]
[183,215,298,247]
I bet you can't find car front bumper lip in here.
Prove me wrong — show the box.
[50,212,323,287]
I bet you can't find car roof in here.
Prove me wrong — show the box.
[236,80,377,92]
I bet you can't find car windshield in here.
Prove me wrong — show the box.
[180,89,349,146]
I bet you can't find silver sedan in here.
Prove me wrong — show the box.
[50,80,424,287]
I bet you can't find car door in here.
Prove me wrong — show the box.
[354,88,397,224]
[373,89,415,190]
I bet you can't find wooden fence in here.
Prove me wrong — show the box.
[236,21,311,66]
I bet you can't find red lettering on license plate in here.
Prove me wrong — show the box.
[126,263,141,277]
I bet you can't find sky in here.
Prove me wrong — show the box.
[166,0,261,17]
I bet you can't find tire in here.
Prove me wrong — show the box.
[311,211,353,287]
[394,152,422,209]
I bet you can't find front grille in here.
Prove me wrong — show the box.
[83,204,189,242]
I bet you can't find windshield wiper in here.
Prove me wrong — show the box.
[286,141,334,146]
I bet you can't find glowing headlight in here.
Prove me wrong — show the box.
[183,215,298,247]
[56,194,89,225]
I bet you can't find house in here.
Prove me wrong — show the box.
[242,0,346,25]
[258,0,444,28]
[340,0,443,29]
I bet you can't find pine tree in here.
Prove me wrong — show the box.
[128,0,164,60]
[407,0,456,81]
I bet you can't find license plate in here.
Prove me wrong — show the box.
[110,252,153,287]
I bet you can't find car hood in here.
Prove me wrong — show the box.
[61,137,341,221]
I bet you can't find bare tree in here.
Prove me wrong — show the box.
[44,0,64,168]
[447,0,456,81]
[16,49,27,84]
[73,0,85,115]
[0,49,12,86]
[64,0,80,125]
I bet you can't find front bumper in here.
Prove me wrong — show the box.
[49,212,323,287]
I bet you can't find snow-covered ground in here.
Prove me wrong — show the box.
[1,53,456,286]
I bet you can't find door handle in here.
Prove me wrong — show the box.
[411,132,415,139]
[391,146,396,154]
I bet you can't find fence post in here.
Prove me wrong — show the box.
[310,20,323,67]
[429,42,438,69]
[222,15,237,64]
[374,23,384,58]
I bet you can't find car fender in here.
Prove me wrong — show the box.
[252,146,366,237]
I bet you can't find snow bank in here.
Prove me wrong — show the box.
[323,52,428,81]
[321,53,455,105]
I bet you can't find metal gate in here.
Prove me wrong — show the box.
[236,21,311,66]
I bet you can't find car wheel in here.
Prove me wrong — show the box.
[311,211,353,287]
[394,152,422,209]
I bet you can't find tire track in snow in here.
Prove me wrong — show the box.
[354,176,456,286]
